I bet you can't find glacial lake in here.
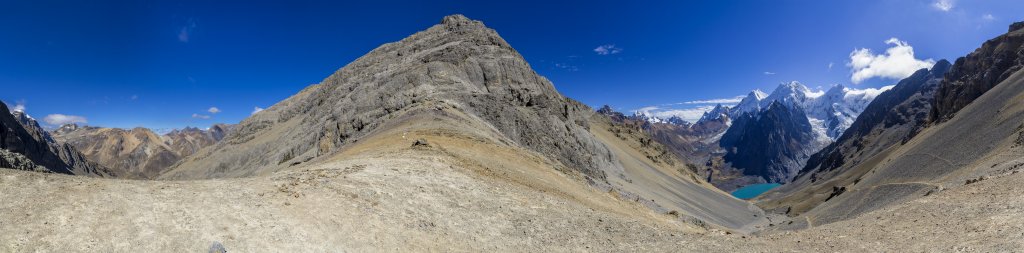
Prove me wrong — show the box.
[730,183,782,200]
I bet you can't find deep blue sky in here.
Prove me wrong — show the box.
[2,0,1022,129]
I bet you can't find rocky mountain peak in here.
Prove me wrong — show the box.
[765,81,814,108]
[931,21,1024,123]
[0,101,109,176]
[57,123,79,132]
[698,104,731,123]
[720,99,817,183]
[1010,21,1024,32]
[441,14,474,26]
[165,14,611,181]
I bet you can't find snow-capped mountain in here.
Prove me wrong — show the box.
[717,81,893,183]
[729,89,768,116]
[632,111,692,126]
[697,104,731,124]
[727,81,891,140]
[806,84,893,139]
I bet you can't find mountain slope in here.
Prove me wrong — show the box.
[757,22,1024,226]
[0,102,110,176]
[164,15,609,180]
[757,60,951,216]
[161,15,763,230]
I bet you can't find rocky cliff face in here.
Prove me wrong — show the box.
[51,124,233,179]
[720,101,820,183]
[164,15,617,181]
[0,102,110,176]
[931,22,1024,123]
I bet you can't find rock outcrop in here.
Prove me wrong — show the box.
[931,21,1024,123]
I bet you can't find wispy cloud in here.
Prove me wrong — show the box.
[555,63,579,71]
[178,18,197,43]
[191,113,211,119]
[828,62,834,71]
[208,107,220,114]
[848,38,936,84]
[932,0,954,12]
[763,71,776,75]
[251,106,264,115]
[43,114,87,125]
[130,94,139,101]
[982,14,995,21]
[594,44,622,55]
[682,96,745,105]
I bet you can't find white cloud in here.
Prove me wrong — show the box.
[178,18,197,43]
[555,63,579,71]
[43,114,87,125]
[593,44,622,55]
[130,94,138,100]
[982,14,995,21]
[192,113,211,119]
[828,62,834,71]
[251,106,264,115]
[208,107,221,114]
[682,96,745,105]
[848,38,936,84]
[178,27,190,42]
[763,71,776,75]
[933,0,953,11]
[10,101,26,113]
[845,85,896,100]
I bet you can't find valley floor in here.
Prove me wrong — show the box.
[2,149,1022,251]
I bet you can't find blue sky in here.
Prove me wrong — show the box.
[2,0,1022,129]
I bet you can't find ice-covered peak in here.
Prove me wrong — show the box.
[731,89,768,115]
[764,81,814,108]
[698,104,731,123]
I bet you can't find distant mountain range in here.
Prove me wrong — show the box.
[50,123,234,179]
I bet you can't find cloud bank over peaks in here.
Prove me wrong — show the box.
[848,38,935,84]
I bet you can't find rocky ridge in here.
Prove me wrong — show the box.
[931,21,1024,123]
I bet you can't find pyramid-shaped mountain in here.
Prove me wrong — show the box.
[161,14,765,230]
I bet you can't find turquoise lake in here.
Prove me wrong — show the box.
[730,183,782,199]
